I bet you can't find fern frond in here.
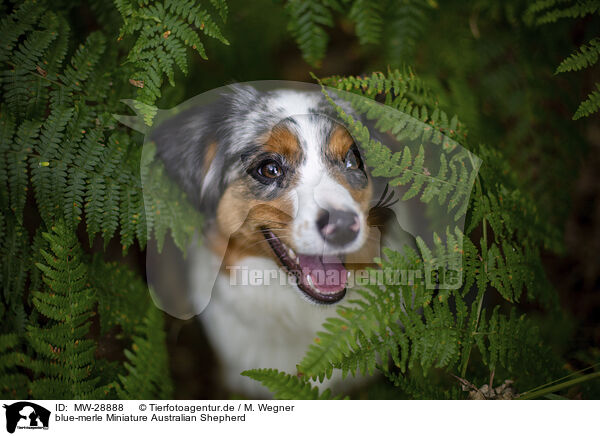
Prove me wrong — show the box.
[89,256,153,336]
[0,333,30,399]
[298,284,403,380]
[26,221,105,399]
[573,83,600,119]
[474,308,560,388]
[383,0,434,66]
[0,8,147,248]
[1,9,61,119]
[467,183,561,252]
[0,1,46,63]
[141,142,202,252]
[259,65,570,398]
[242,369,343,399]
[115,0,229,113]
[115,303,173,400]
[383,367,464,399]
[60,32,106,94]
[8,120,40,221]
[285,0,339,66]
[349,0,383,45]
[314,74,476,219]
[320,70,468,140]
[524,1,599,121]
[10,14,59,72]
[209,0,229,22]
[524,0,598,25]
[3,26,197,251]
[556,38,599,73]
[486,241,530,302]
[460,234,486,297]
[0,109,16,211]
[297,237,466,381]
[0,215,31,335]
[30,107,74,222]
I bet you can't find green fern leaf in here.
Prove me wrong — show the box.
[384,0,434,66]
[349,0,383,45]
[89,256,152,336]
[313,74,476,219]
[556,38,599,73]
[524,0,598,25]
[30,107,74,222]
[0,333,30,399]
[0,108,16,210]
[474,307,560,388]
[285,0,339,66]
[573,83,600,119]
[209,0,229,22]
[9,120,40,221]
[27,221,106,399]
[0,215,31,335]
[116,0,229,112]
[0,1,46,63]
[242,369,344,399]
[115,303,173,400]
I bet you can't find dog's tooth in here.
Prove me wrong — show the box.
[287,248,297,261]
[306,274,315,289]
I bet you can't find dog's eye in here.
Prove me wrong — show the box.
[345,147,360,170]
[258,160,283,179]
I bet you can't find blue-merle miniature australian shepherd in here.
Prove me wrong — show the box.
[150,84,398,397]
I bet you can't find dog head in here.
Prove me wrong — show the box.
[152,85,375,304]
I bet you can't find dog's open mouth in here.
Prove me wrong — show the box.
[261,229,347,304]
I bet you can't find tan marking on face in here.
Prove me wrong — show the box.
[328,125,372,207]
[203,142,218,173]
[329,125,354,160]
[211,180,295,268]
[331,170,373,213]
[262,124,301,164]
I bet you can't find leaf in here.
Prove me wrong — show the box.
[242,369,344,399]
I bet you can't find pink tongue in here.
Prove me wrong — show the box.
[297,254,347,294]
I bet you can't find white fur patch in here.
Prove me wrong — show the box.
[195,253,367,397]
[289,113,367,256]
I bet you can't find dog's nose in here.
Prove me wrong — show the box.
[316,208,360,246]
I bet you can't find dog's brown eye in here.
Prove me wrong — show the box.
[259,160,283,179]
[345,148,359,170]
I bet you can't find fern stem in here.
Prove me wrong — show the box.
[517,372,600,400]
[460,175,488,378]
[517,362,600,398]
[460,286,485,378]
[6,61,65,88]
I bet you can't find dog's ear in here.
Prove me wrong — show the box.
[149,99,225,214]
[149,85,261,215]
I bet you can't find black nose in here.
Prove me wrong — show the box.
[316,208,360,246]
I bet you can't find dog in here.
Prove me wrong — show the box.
[150,83,410,397]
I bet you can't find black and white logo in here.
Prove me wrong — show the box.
[3,402,50,433]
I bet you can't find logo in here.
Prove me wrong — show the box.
[3,402,50,434]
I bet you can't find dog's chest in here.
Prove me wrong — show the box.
[191,251,339,396]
